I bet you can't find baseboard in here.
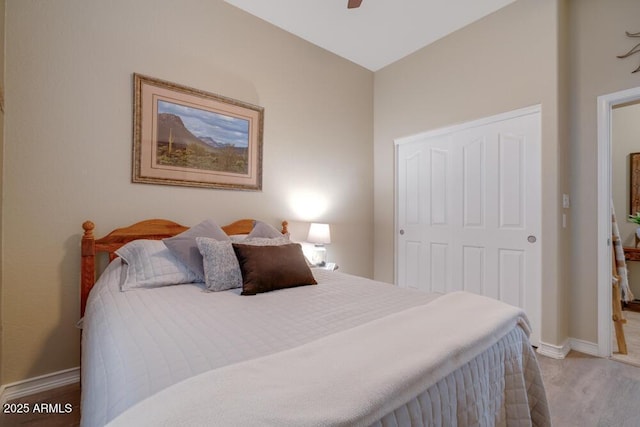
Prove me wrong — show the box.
[536,337,601,359]
[568,337,600,357]
[536,339,571,359]
[0,367,80,405]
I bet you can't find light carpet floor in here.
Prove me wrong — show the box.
[538,350,640,427]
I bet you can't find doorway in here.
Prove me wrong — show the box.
[609,98,640,365]
[597,86,640,359]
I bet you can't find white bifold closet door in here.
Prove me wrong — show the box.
[396,107,541,346]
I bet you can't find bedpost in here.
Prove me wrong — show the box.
[81,221,96,317]
[281,220,289,235]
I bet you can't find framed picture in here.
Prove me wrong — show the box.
[133,74,264,191]
[631,152,640,215]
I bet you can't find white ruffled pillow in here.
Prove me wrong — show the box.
[229,234,248,243]
[243,236,290,246]
[116,240,200,291]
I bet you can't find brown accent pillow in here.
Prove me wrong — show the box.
[232,243,317,295]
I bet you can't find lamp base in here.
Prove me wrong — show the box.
[310,245,327,267]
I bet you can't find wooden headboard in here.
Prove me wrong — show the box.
[80,218,288,316]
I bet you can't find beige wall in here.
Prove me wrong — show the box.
[2,0,373,383]
[569,0,640,343]
[373,0,570,345]
[612,102,640,298]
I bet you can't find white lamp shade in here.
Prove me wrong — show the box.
[307,223,331,245]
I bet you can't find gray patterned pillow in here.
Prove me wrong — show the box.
[196,237,242,292]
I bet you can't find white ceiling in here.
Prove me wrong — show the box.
[223,0,516,71]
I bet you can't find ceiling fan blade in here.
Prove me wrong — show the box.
[347,0,362,9]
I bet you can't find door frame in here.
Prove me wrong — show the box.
[596,86,640,357]
[393,104,542,286]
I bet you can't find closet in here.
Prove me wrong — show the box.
[395,106,542,346]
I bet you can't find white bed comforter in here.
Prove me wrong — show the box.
[82,260,549,427]
[106,292,547,427]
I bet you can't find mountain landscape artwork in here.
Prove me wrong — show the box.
[134,74,263,190]
[156,100,249,174]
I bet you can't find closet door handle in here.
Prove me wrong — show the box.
[399,229,405,235]
[527,235,537,243]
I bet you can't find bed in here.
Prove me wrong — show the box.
[79,218,550,427]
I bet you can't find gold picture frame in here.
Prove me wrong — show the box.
[133,74,263,191]
[631,152,640,215]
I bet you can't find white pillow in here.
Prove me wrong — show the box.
[163,219,230,281]
[247,221,289,239]
[196,237,243,292]
[116,239,200,291]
